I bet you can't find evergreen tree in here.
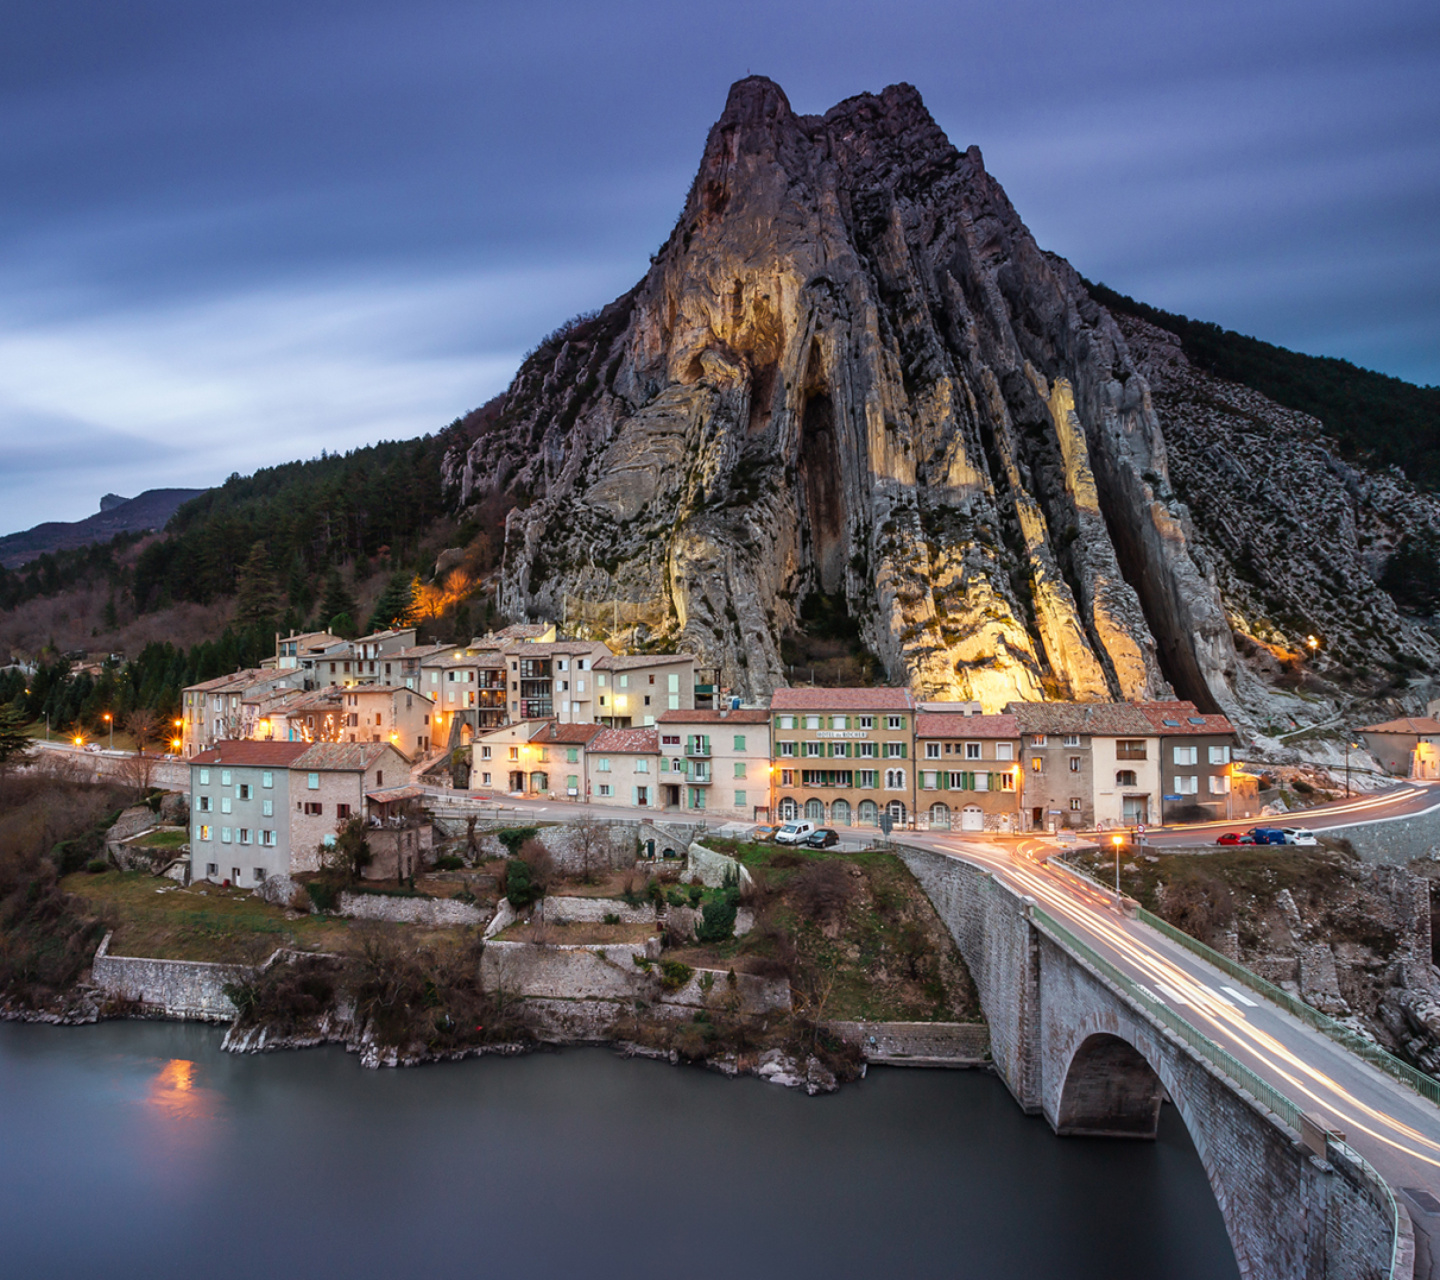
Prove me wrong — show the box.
[0,703,36,769]
[234,542,283,630]
[319,570,357,636]
[366,572,415,634]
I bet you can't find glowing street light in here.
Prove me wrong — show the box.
[103,712,112,750]
[1111,833,1125,900]
[1306,635,1320,657]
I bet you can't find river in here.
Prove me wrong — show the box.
[0,1022,1239,1279]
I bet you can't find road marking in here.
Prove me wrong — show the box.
[1154,981,1190,1006]
[1222,985,1258,1007]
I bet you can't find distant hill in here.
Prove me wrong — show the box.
[0,489,209,568]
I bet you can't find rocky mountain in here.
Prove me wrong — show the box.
[445,76,1439,719]
[0,489,209,569]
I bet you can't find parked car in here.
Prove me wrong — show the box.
[1216,831,1257,845]
[749,824,779,843]
[803,828,839,849]
[1248,827,1289,845]
[1280,828,1319,846]
[774,821,817,845]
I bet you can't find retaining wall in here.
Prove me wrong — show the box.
[90,932,241,1021]
[337,891,487,928]
[828,1020,989,1066]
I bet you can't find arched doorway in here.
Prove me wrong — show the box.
[858,799,879,827]
[805,798,825,822]
[929,802,951,830]
[778,796,798,821]
[886,800,907,825]
[831,798,852,826]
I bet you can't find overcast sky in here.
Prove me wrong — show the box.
[2,0,1437,534]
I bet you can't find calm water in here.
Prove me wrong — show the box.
[0,1022,1239,1280]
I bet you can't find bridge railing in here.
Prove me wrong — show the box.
[1132,905,1440,1109]
[1029,905,1304,1131]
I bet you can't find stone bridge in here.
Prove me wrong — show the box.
[897,844,1407,1280]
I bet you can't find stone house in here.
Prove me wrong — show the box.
[1007,702,1160,830]
[501,640,613,723]
[420,648,508,739]
[335,686,435,758]
[594,654,696,727]
[286,742,409,874]
[380,642,451,691]
[914,712,1022,831]
[471,719,571,794]
[770,688,917,828]
[587,726,664,809]
[657,707,771,818]
[189,741,309,886]
[274,630,349,688]
[181,668,300,757]
[1135,702,1248,821]
[363,785,434,880]
[348,628,419,684]
[1358,717,1440,778]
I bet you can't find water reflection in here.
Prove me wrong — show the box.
[145,1058,207,1119]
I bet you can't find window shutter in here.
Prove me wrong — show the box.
[632,787,639,805]
[899,742,907,758]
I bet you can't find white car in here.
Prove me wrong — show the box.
[774,821,817,845]
[1281,828,1319,846]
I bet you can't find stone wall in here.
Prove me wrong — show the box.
[1326,803,1440,866]
[90,931,242,1021]
[683,843,754,889]
[337,891,487,928]
[828,1020,990,1065]
[543,896,657,926]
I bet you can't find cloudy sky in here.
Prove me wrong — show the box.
[2,0,1436,533]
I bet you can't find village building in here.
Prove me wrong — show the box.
[379,641,451,690]
[1358,717,1440,779]
[502,640,613,723]
[181,668,301,757]
[285,742,411,874]
[274,631,350,688]
[279,686,433,758]
[914,712,1022,831]
[419,648,508,743]
[770,688,918,828]
[1135,702,1253,821]
[657,708,770,818]
[470,719,567,794]
[594,653,697,727]
[587,726,663,809]
[347,628,419,685]
[1006,702,1160,831]
[188,741,308,885]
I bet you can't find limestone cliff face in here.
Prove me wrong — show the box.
[448,77,1247,712]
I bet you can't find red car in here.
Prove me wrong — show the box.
[1216,831,1258,846]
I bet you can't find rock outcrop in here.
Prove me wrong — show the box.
[446,76,1430,713]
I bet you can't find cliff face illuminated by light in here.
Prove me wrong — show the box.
[446,77,1261,712]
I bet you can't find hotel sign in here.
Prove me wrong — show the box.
[816,731,870,739]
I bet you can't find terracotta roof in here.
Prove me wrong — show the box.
[354,627,416,644]
[1005,701,1156,735]
[291,742,405,771]
[589,727,660,754]
[537,722,606,745]
[1359,717,1440,735]
[345,685,433,700]
[657,708,771,724]
[1133,702,1236,736]
[422,651,505,669]
[367,785,426,804]
[498,641,612,657]
[594,652,695,670]
[770,687,916,712]
[495,624,551,640]
[395,644,452,659]
[186,668,273,693]
[916,712,1019,738]
[191,741,310,767]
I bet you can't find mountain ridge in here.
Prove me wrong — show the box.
[0,489,209,569]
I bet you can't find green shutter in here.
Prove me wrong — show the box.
[899,742,907,758]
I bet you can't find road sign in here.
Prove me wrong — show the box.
[879,813,894,835]
[1136,824,1146,836]
[1163,794,1182,801]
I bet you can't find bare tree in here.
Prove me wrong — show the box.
[571,815,611,884]
[115,751,157,799]
[124,708,161,755]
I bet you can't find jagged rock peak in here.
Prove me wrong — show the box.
[447,76,1396,718]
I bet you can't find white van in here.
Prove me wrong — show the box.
[775,820,817,845]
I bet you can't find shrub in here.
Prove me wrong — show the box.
[603,912,621,925]
[659,960,694,992]
[696,892,738,943]
[791,860,855,930]
[517,839,555,892]
[435,855,464,871]
[666,889,686,908]
[304,880,340,913]
[686,884,704,908]
[85,859,108,874]
[496,826,539,858]
[505,859,542,910]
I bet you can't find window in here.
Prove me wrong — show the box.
[635,759,649,774]
[481,746,492,760]
[734,790,746,807]
[597,758,611,772]
[887,716,905,731]
[261,771,273,788]
[221,770,232,786]
[1030,757,1044,773]
[1209,745,1231,765]
[481,772,492,786]
[206,863,217,876]
[804,742,823,758]
[307,772,319,790]
[566,747,578,764]
[237,783,251,800]
[197,796,212,812]
[734,762,747,779]
[780,769,795,786]
[925,742,941,759]
[1068,757,1081,773]
[857,770,877,789]
[829,717,847,731]
[619,675,629,689]
[221,797,232,814]
[1173,745,1199,766]
[857,742,876,759]
[1031,735,1046,747]
[1062,734,1081,748]
[661,734,680,747]
[1116,770,1137,787]
[974,773,989,792]
[921,771,938,790]
[996,743,1014,761]
[239,829,251,844]
[254,868,266,882]
[198,825,212,841]
[337,804,352,820]
[303,802,322,816]
[884,768,905,790]
[221,827,232,843]
[1174,776,1199,795]
[948,771,964,789]
[733,734,746,751]
[965,742,982,760]
[376,771,383,786]
[262,830,276,846]
[999,773,1015,792]
[805,716,821,730]
[779,741,796,758]
[508,747,519,762]
[885,741,905,758]
[1070,798,1082,811]
[1209,774,1231,795]
[199,768,210,785]
[1116,740,1148,760]
[777,715,795,730]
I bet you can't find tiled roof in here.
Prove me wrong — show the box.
[498,641,612,657]
[1359,717,1440,735]
[1005,701,1156,736]
[396,644,452,659]
[537,722,607,744]
[291,742,403,771]
[366,785,426,803]
[1133,702,1236,736]
[187,668,271,693]
[191,741,310,768]
[495,624,551,640]
[346,685,434,700]
[589,727,660,754]
[421,651,505,669]
[657,708,771,724]
[354,627,416,644]
[916,712,1019,738]
[770,687,916,712]
[594,652,695,670]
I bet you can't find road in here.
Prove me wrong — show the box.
[908,826,1440,1274]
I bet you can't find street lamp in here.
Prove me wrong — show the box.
[1346,741,1359,798]
[1111,833,1125,901]
[1306,635,1319,658]
[103,712,112,750]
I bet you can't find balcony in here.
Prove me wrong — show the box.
[686,742,711,758]
[689,766,713,784]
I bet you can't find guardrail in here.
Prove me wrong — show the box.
[1030,905,1407,1279]
[1133,905,1440,1109]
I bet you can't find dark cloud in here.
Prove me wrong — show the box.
[1,0,1436,532]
